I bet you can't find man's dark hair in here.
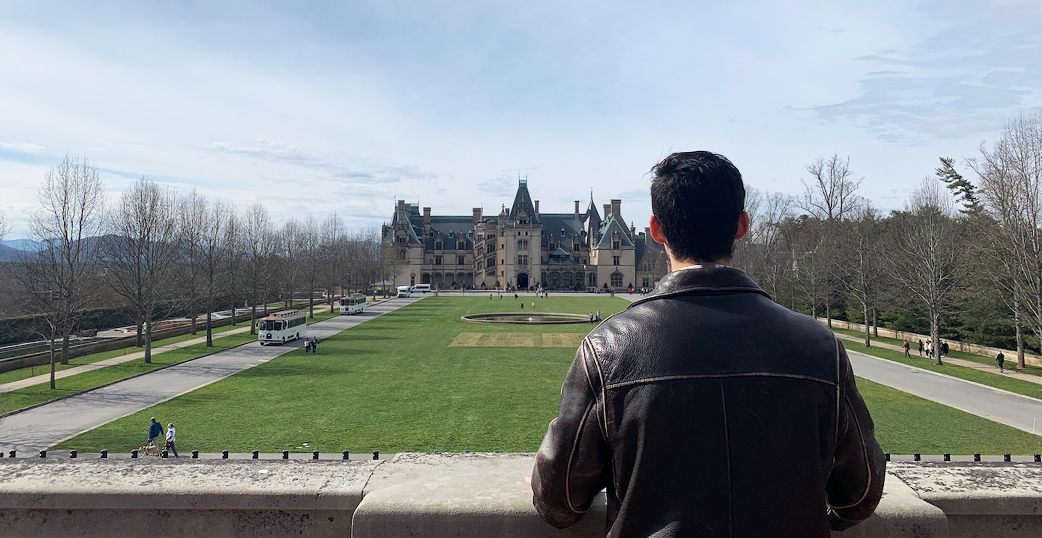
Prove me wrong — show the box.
[650,151,745,262]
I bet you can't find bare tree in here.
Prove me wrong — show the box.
[883,178,960,365]
[300,216,321,318]
[973,111,1042,368]
[243,203,275,333]
[18,155,105,388]
[200,200,227,346]
[223,207,245,326]
[178,190,207,334]
[799,154,864,222]
[104,178,181,364]
[835,205,882,347]
[276,219,303,307]
[320,211,345,308]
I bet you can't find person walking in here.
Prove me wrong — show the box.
[147,417,164,449]
[165,423,179,457]
[311,337,319,353]
[918,339,924,356]
[996,351,1005,374]
[903,341,910,358]
[530,151,884,537]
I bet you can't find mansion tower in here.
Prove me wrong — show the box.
[382,180,669,291]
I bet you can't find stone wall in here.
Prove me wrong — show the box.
[0,453,1039,537]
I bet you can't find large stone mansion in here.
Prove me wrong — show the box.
[381,180,669,291]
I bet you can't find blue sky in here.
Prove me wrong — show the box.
[1,0,1040,238]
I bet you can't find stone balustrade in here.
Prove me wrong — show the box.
[0,453,1039,537]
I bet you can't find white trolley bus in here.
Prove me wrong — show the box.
[339,293,367,315]
[257,310,307,345]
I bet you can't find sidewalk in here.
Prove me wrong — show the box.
[834,332,1042,386]
[0,325,255,394]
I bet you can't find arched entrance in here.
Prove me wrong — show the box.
[517,273,529,289]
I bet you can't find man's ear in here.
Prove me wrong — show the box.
[649,215,667,245]
[734,211,750,241]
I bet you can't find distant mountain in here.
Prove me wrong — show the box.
[1,239,40,251]
[0,243,23,262]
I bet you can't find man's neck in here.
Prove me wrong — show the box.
[669,257,732,272]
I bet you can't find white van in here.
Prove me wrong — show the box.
[410,284,432,294]
[397,286,412,298]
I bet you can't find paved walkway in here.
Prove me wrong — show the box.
[0,297,420,452]
[847,348,1042,437]
[0,325,254,394]
[834,332,1042,386]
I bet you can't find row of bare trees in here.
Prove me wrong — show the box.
[8,160,389,389]
[735,111,1042,369]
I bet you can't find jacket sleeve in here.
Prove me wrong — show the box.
[531,339,611,528]
[826,341,887,531]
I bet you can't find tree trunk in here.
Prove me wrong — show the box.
[1016,321,1025,369]
[60,333,71,366]
[206,310,213,347]
[49,327,56,390]
[190,311,198,335]
[144,319,153,364]
[230,298,237,326]
[872,308,878,337]
[863,303,871,347]
[136,320,143,347]
[931,313,943,366]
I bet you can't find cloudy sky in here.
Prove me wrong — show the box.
[1,0,1040,239]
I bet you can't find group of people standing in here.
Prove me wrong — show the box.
[904,339,949,358]
[303,337,320,353]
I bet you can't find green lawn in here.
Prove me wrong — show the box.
[56,296,629,452]
[859,378,1042,454]
[0,310,338,415]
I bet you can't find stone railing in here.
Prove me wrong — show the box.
[1,453,1040,537]
[818,318,1042,368]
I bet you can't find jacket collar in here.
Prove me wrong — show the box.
[629,265,771,308]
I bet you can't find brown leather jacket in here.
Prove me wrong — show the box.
[532,266,885,537]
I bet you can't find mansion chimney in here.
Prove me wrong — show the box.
[423,207,431,235]
[534,200,539,215]
[603,203,611,219]
[574,201,580,221]
[611,199,622,223]
[472,207,482,224]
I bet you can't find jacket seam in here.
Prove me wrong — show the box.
[828,392,874,510]
[835,338,843,448]
[563,399,595,514]
[605,372,838,390]
[720,381,735,538]
[584,338,620,501]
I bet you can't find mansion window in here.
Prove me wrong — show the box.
[548,242,555,251]
[613,256,620,266]
[518,255,528,265]
[458,256,466,265]
[435,256,442,265]
[517,239,528,250]
[396,236,405,244]
[611,272,624,288]
[612,240,620,249]
[487,244,495,254]
[435,241,443,250]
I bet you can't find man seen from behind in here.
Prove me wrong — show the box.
[530,151,885,537]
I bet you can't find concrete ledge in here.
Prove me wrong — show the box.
[0,459,377,538]
[0,455,1039,537]
[889,462,1042,538]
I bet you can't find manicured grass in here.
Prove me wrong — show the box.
[0,312,336,414]
[57,296,1042,455]
[859,378,1042,454]
[56,296,629,453]
[0,332,257,414]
